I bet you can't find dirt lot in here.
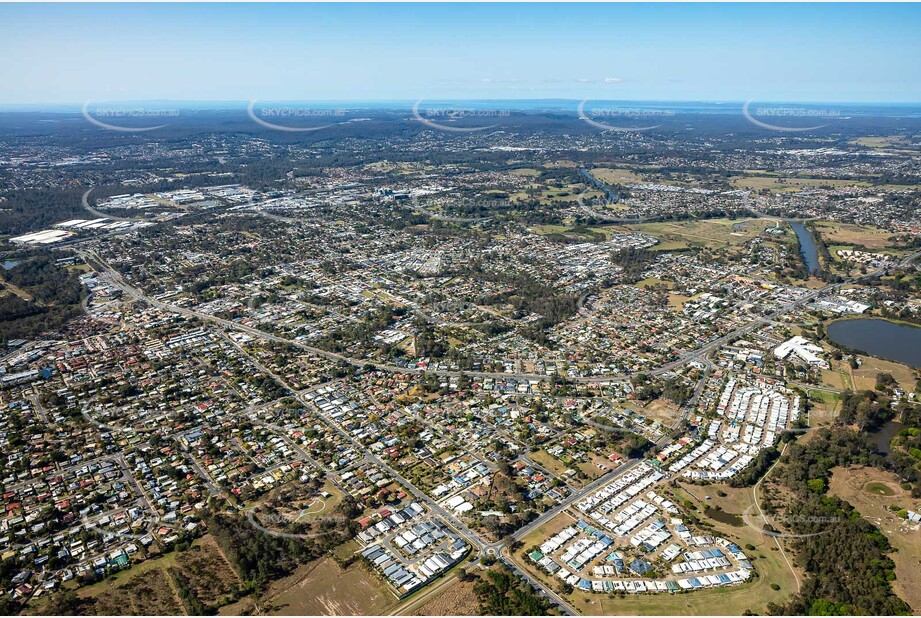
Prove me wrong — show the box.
[829,466,921,613]
[254,556,398,615]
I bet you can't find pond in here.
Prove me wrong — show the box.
[827,318,921,369]
[704,507,743,527]
[870,420,904,455]
[789,220,820,274]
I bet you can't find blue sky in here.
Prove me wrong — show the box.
[1,3,920,105]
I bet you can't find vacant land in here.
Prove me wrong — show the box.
[591,167,646,185]
[803,387,842,426]
[847,352,918,392]
[259,556,398,616]
[813,221,898,251]
[86,567,183,616]
[529,448,574,479]
[516,510,578,552]
[172,535,242,607]
[409,577,480,615]
[849,136,911,149]
[623,397,682,427]
[729,176,868,193]
[509,167,541,177]
[829,466,921,613]
[635,277,676,290]
[628,218,776,251]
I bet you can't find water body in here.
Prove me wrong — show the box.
[871,420,905,455]
[827,318,921,369]
[789,221,820,274]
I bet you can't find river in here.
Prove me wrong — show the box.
[789,221,820,274]
[579,168,619,202]
[827,318,921,369]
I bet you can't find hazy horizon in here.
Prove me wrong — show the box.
[2,3,919,105]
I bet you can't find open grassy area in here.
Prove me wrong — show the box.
[626,218,776,251]
[848,352,919,392]
[829,466,921,613]
[635,277,676,290]
[849,136,912,149]
[529,449,574,480]
[296,481,344,523]
[591,167,646,185]
[812,221,899,251]
[509,167,541,177]
[409,576,480,616]
[804,388,842,426]
[729,176,869,193]
[248,556,399,615]
[516,510,578,552]
[822,363,855,391]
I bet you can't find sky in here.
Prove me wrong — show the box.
[1,3,920,105]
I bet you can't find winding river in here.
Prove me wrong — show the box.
[789,221,820,274]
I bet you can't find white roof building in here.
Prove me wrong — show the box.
[774,336,827,368]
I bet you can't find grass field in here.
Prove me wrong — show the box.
[635,277,676,290]
[591,167,646,185]
[729,176,869,193]
[297,481,344,523]
[509,167,541,177]
[626,218,776,251]
[849,136,911,149]
[254,556,398,615]
[848,353,918,392]
[409,577,480,615]
[529,449,574,479]
[804,388,842,426]
[812,221,898,251]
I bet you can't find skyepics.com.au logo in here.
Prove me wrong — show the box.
[247,100,346,132]
[578,100,675,132]
[412,100,509,132]
[742,505,842,539]
[82,101,179,132]
[742,100,844,132]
